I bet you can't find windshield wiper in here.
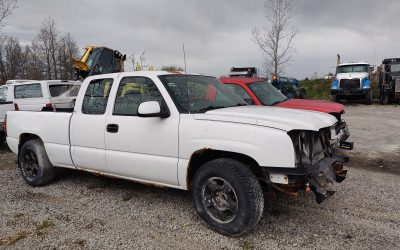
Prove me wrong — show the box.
[196,105,227,113]
[270,99,288,106]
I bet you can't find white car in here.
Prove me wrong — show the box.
[5,72,348,236]
[0,80,81,138]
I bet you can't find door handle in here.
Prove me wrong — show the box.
[106,124,119,133]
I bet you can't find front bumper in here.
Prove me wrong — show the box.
[331,89,368,96]
[265,154,348,203]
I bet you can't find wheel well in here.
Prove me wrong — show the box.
[186,149,264,190]
[19,133,42,152]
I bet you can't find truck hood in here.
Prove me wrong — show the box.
[275,99,345,114]
[337,72,368,79]
[193,106,337,132]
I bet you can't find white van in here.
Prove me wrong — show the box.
[0,80,81,138]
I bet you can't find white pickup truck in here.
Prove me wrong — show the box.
[5,71,348,236]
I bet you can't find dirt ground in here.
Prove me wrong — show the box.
[0,104,399,249]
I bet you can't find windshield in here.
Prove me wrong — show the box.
[390,63,400,72]
[0,87,7,102]
[336,64,369,74]
[49,84,76,97]
[248,81,287,106]
[86,48,102,68]
[158,75,247,113]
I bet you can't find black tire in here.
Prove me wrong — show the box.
[365,90,372,105]
[381,92,389,105]
[330,94,337,102]
[18,139,55,186]
[191,158,264,236]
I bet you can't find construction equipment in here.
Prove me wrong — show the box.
[74,46,126,80]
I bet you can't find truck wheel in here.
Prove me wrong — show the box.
[365,90,372,105]
[381,93,389,105]
[18,139,55,186]
[191,158,264,236]
[330,95,338,102]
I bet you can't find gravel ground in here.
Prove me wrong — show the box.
[0,104,399,249]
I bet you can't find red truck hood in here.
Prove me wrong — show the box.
[275,99,344,114]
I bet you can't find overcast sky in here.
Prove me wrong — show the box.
[2,0,400,79]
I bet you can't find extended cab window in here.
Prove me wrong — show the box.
[82,78,113,114]
[113,77,163,116]
[14,83,43,99]
[225,84,253,104]
[0,87,7,102]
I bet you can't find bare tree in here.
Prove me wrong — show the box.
[0,0,17,26]
[252,0,297,77]
[37,17,59,79]
[129,51,148,71]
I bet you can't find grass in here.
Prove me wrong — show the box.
[299,78,380,100]
[0,231,30,246]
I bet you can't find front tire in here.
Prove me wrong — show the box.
[381,92,389,105]
[18,139,55,186]
[365,90,373,105]
[191,158,264,236]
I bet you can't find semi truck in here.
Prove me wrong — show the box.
[330,62,372,104]
[379,58,400,104]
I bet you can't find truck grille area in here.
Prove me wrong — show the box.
[339,78,360,90]
[288,128,331,166]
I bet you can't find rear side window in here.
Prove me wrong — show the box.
[0,87,7,102]
[49,84,75,97]
[82,78,113,114]
[113,77,163,116]
[14,83,43,99]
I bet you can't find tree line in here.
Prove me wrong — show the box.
[0,17,79,84]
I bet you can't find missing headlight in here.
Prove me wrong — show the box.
[288,129,331,166]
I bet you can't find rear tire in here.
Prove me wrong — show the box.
[330,94,338,102]
[18,139,55,186]
[365,90,372,105]
[191,158,264,236]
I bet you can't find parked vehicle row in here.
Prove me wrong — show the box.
[5,71,350,236]
[0,80,81,139]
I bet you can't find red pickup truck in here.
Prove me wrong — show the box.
[220,77,351,144]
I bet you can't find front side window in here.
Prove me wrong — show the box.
[14,83,43,99]
[158,75,246,113]
[0,87,7,102]
[225,84,253,104]
[82,78,113,114]
[113,77,163,116]
[248,81,287,106]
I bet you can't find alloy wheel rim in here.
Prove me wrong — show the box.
[201,177,238,224]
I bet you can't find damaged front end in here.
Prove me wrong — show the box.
[266,128,349,203]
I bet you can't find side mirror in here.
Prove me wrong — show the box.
[137,101,170,118]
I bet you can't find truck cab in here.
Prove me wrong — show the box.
[379,58,400,104]
[330,62,372,104]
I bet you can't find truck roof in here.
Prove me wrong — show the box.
[11,80,81,86]
[338,62,369,66]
